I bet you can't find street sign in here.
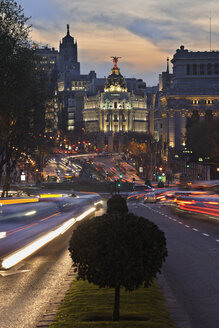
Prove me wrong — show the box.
[21,173,26,181]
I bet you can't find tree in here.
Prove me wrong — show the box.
[186,119,219,163]
[106,194,128,214]
[0,0,51,193]
[69,212,167,321]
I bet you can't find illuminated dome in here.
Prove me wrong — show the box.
[104,57,127,93]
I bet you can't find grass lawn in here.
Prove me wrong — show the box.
[50,279,177,328]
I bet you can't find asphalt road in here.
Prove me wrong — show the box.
[0,200,104,328]
[0,195,101,260]
[128,201,219,328]
[0,226,74,328]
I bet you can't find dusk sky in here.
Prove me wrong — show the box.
[17,0,219,86]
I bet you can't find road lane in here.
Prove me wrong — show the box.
[128,201,219,328]
[0,204,105,328]
[0,194,102,272]
[0,227,74,328]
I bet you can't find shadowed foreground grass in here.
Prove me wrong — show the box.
[50,279,177,328]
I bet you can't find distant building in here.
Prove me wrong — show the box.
[34,25,96,134]
[34,26,148,141]
[154,45,219,160]
[83,57,148,151]
[34,45,59,135]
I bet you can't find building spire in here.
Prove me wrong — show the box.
[67,24,70,35]
[167,57,169,73]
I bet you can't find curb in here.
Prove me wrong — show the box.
[157,274,192,328]
[36,267,76,328]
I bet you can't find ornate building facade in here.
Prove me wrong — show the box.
[83,57,148,136]
[154,46,219,161]
[34,26,148,142]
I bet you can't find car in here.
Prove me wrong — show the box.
[133,185,152,192]
[144,192,157,203]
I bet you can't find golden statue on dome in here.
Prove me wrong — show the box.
[111,56,121,69]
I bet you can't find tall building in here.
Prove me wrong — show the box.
[83,57,148,151]
[154,45,219,160]
[35,26,148,140]
[34,25,96,134]
[34,45,59,135]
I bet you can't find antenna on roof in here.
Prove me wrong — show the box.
[210,12,212,51]
[166,57,169,73]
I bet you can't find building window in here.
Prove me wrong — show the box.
[193,64,197,75]
[192,100,200,104]
[200,64,205,75]
[187,64,190,75]
[114,114,118,122]
[68,119,74,125]
[214,63,219,74]
[68,126,74,131]
[207,63,212,75]
[205,100,213,104]
[205,109,213,120]
[114,102,117,109]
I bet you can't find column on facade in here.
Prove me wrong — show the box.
[175,110,186,149]
[168,110,175,148]
[127,110,130,131]
[103,110,105,131]
[99,110,103,131]
[161,111,168,158]
[180,112,187,147]
[199,111,205,122]
[119,110,122,131]
[110,111,113,131]
[129,110,133,131]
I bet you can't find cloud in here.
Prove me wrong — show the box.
[16,0,219,85]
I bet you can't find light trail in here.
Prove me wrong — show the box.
[6,223,38,237]
[1,207,95,269]
[0,198,39,205]
[0,232,6,239]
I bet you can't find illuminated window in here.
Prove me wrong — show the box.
[68,126,74,131]
[192,100,200,104]
[68,119,74,125]
[205,100,213,104]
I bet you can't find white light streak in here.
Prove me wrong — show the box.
[0,232,6,239]
[94,200,103,206]
[25,211,37,216]
[1,207,95,269]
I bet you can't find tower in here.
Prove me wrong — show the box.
[59,24,80,82]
